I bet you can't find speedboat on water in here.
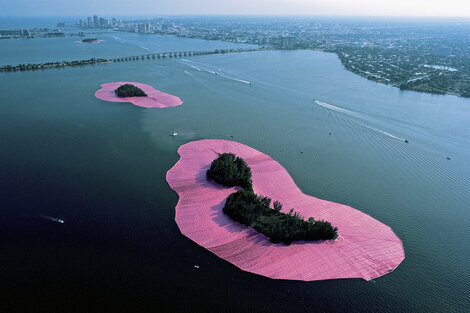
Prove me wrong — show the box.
[38,214,65,224]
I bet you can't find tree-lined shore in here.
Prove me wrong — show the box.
[0,47,267,73]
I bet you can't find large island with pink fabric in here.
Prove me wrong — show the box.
[166,139,405,281]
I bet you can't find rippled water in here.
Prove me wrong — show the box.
[0,31,469,312]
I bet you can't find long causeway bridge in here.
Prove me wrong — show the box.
[0,48,269,72]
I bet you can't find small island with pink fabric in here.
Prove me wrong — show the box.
[166,139,405,281]
[74,38,104,44]
[95,82,183,108]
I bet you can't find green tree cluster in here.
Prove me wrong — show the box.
[82,38,98,43]
[115,84,147,97]
[206,153,253,191]
[207,153,338,243]
[224,190,337,243]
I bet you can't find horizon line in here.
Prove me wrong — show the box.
[1,14,470,19]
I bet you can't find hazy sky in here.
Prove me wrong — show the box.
[2,0,470,16]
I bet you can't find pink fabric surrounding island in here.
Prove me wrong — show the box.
[74,40,104,44]
[166,139,405,281]
[95,82,183,108]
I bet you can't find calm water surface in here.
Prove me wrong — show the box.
[0,30,469,312]
[0,18,258,66]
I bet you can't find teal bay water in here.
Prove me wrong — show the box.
[0,32,469,312]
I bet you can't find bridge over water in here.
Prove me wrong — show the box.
[0,47,270,72]
[110,47,265,62]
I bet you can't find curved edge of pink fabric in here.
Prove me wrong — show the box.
[95,82,183,108]
[166,139,405,281]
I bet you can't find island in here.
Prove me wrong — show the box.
[115,83,147,97]
[95,82,183,108]
[73,39,103,44]
[166,139,404,281]
[82,38,98,43]
[207,153,337,243]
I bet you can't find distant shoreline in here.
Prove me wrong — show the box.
[0,30,467,98]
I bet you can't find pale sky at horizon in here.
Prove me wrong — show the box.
[1,0,470,17]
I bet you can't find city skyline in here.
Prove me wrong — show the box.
[1,0,470,17]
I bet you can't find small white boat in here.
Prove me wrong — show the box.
[171,132,178,136]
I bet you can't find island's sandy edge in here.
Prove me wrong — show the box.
[166,139,405,281]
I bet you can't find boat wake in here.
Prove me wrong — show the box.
[221,74,252,85]
[38,214,64,224]
[112,36,127,44]
[179,59,252,85]
[314,100,406,142]
[181,61,202,72]
[314,100,354,115]
[367,126,406,141]
[112,36,154,52]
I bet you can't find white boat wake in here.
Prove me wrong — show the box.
[314,100,407,142]
[38,214,64,224]
[179,59,252,85]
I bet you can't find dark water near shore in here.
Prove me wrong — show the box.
[1,21,470,312]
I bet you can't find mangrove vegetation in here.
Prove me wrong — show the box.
[206,153,253,191]
[82,38,98,43]
[207,153,338,243]
[115,84,147,97]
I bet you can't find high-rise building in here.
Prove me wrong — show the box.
[281,36,296,49]
[93,15,99,28]
[87,17,93,28]
[137,22,151,33]
[99,17,106,28]
[79,20,85,28]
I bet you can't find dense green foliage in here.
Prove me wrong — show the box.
[115,84,147,97]
[0,58,110,72]
[206,153,253,191]
[336,46,470,98]
[82,38,98,43]
[206,153,337,243]
[224,190,337,243]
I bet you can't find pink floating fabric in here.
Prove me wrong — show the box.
[166,139,405,281]
[95,82,183,108]
[73,40,104,44]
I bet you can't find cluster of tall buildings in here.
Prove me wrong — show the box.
[280,36,296,49]
[79,15,120,29]
[78,16,153,33]
[137,23,152,34]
